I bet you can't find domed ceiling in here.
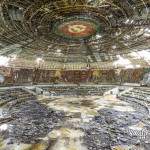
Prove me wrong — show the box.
[0,0,150,68]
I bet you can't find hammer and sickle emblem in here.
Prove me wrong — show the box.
[68,25,86,33]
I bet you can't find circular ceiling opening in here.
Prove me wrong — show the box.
[53,17,100,40]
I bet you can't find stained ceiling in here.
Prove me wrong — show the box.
[0,0,150,69]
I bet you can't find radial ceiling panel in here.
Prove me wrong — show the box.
[0,0,150,64]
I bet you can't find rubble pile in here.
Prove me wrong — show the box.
[8,100,65,143]
[82,108,150,150]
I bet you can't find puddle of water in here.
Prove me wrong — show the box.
[49,128,87,150]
